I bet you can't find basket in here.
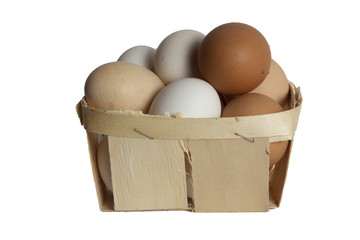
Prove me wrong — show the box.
[76,81,302,212]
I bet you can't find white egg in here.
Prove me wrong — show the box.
[154,30,205,85]
[118,45,156,71]
[149,78,221,118]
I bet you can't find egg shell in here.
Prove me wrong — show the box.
[84,61,164,112]
[149,78,221,118]
[97,135,112,192]
[118,45,156,71]
[250,59,290,107]
[198,22,271,95]
[222,93,288,166]
[154,30,204,85]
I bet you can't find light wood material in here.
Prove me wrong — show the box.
[108,136,188,211]
[86,132,114,211]
[79,100,300,142]
[269,140,293,207]
[76,81,302,212]
[77,82,301,143]
[189,138,270,212]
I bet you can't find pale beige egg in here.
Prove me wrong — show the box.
[84,61,164,113]
[250,59,290,107]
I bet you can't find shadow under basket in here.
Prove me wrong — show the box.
[76,82,302,212]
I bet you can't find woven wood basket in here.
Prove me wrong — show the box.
[76,81,302,212]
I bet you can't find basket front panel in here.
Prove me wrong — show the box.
[108,136,188,211]
[190,138,270,212]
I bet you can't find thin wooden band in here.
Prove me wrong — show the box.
[77,82,302,141]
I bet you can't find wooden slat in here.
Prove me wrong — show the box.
[80,100,300,141]
[189,138,270,212]
[108,136,188,211]
[86,132,114,211]
[269,140,293,207]
[78,82,302,142]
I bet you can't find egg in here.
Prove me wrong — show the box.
[198,22,271,95]
[149,78,221,118]
[118,45,156,71]
[97,136,112,192]
[154,30,204,85]
[250,59,290,107]
[84,61,164,112]
[222,93,289,166]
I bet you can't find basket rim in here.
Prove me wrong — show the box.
[76,81,302,141]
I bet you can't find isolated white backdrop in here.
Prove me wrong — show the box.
[1,0,359,239]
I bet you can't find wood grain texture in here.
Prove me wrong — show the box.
[76,82,303,212]
[189,138,270,212]
[86,132,114,211]
[80,101,300,141]
[78,82,301,142]
[108,136,188,211]
[269,140,292,207]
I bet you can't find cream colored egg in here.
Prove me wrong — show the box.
[250,59,290,107]
[84,61,165,113]
[154,30,204,85]
[118,45,156,71]
[97,136,112,192]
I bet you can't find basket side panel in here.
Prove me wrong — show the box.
[269,140,293,207]
[108,136,188,211]
[86,132,114,211]
[190,138,270,212]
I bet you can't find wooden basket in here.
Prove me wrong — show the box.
[76,81,302,212]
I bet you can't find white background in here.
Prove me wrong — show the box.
[1,0,359,239]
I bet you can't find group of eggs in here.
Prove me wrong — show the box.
[85,22,291,192]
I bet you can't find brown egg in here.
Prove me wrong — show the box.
[198,22,271,95]
[250,59,290,107]
[84,61,164,112]
[97,136,112,192]
[222,93,289,166]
